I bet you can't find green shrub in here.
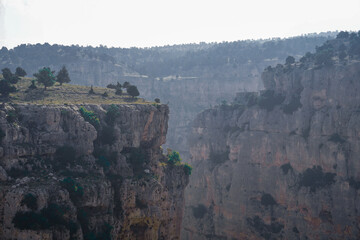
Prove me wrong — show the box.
[167,150,182,165]
[105,104,120,125]
[79,107,100,129]
[21,193,38,211]
[183,163,192,175]
[61,177,84,202]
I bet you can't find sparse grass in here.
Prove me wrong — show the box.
[9,77,152,105]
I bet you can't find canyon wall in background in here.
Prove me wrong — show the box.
[182,35,360,239]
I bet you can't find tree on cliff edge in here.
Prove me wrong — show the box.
[56,66,71,85]
[127,85,140,98]
[34,67,56,90]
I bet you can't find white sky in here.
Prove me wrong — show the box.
[0,0,359,49]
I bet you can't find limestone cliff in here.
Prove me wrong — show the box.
[0,103,189,240]
[182,36,360,239]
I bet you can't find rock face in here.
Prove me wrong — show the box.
[0,103,189,240]
[182,43,360,238]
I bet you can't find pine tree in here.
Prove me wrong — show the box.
[34,67,56,90]
[127,85,140,98]
[15,67,27,77]
[56,66,71,85]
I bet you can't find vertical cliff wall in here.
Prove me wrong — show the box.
[182,37,360,239]
[0,103,189,240]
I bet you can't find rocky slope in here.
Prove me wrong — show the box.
[182,35,360,239]
[0,103,189,240]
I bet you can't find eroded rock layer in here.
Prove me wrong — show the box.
[0,103,188,240]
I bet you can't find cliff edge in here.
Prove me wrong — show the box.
[0,103,189,240]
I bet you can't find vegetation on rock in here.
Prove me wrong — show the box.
[79,106,100,129]
[33,67,56,90]
[56,65,71,85]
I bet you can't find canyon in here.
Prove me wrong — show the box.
[182,36,360,239]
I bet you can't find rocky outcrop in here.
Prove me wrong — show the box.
[0,103,189,240]
[182,37,360,239]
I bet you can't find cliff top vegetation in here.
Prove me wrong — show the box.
[0,76,151,105]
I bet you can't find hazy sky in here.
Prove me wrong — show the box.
[0,0,359,49]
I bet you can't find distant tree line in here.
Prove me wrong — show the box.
[0,34,336,81]
[267,31,360,72]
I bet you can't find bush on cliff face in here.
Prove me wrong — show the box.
[105,104,121,125]
[61,177,84,202]
[183,163,193,175]
[166,149,192,175]
[167,150,182,165]
[93,147,117,171]
[257,90,285,111]
[79,106,100,129]
[298,166,336,192]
